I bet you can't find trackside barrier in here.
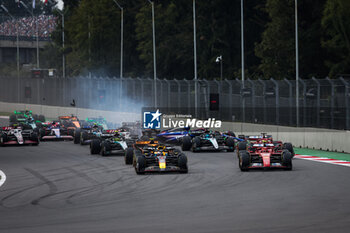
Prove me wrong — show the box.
[0,101,139,125]
[220,122,350,153]
[1,101,349,153]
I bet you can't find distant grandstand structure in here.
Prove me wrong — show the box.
[0,15,57,65]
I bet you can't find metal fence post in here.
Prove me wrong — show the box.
[164,79,170,109]
[184,79,191,111]
[284,78,293,126]
[339,77,349,130]
[299,79,307,127]
[247,79,255,122]
[224,79,233,121]
[271,78,279,125]
[258,79,266,124]
[312,77,321,127]
[326,77,334,129]
[136,77,144,105]
[174,79,181,109]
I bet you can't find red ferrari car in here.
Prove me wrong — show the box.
[236,134,294,171]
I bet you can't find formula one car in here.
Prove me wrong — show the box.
[74,118,109,144]
[120,121,142,138]
[157,127,193,144]
[58,115,81,136]
[124,140,188,174]
[9,110,45,131]
[236,133,294,171]
[0,126,39,146]
[39,121,74,141]
[90,131,134,156]
[181,130,236,152]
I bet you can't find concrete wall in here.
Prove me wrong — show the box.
[1,101,349,153]
[0,101,140,125]
[220,121,350,153]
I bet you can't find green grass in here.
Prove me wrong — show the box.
[294,148,350,162]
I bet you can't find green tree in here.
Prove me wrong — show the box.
[135,0,194,79]
[322,0,350,77]
[255,0,295,79]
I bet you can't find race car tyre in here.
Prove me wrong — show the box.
[30,132,39,143]
[90,139,101,154]
[125,147,134,165]
[182,136,192,151]
[101,141,111,156]
[0,133,7,146]
[226,131,236,137]
[80,131,88,145]
[225,137,235,152]
[68,129,75,137]
[133,150,142,167]
[33,114,38,121]
[74,128,81,144]
[238,141,247,151]
[140,136,150,141]
[135,156,146,174]
[39,128,46,140]
[9,114,16,124]
[283,143,295,157]
[282,150,293,170]
[178,154,188,173]
[191,136,201,152]
[38,115,45,122]
[239,151,250,171]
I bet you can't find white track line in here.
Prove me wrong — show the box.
[295,155,350,167]
[0,170,6,188]
[0,116,9,119]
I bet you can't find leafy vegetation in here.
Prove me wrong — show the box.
[2,0,350,79]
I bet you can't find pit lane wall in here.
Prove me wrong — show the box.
[0,101,139,125]
[220,122,350,153]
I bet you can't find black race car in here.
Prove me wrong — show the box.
[90,132,134,156]
[181,130,235,152]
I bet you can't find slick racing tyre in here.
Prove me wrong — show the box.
[182,136,192,151]
[282,150,293,170]
[178,154,188,173]
[39,128,46,140]
[74,128,81,144]
[30,132,39,146]
[90,139,101,154]
[238,141,247,151]
[191,136,201,152]
[133,150,142,167]
[125,147,134,165]
[135,156,146,175]
[101,141,111,156]
[0,134,7,146]
[239,151,250,171]
[283,143,295,157]
[225,137,235,152]
[80,131,88,145]
[226,131,236,137]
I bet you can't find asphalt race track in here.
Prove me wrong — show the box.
[0,141,349,233]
